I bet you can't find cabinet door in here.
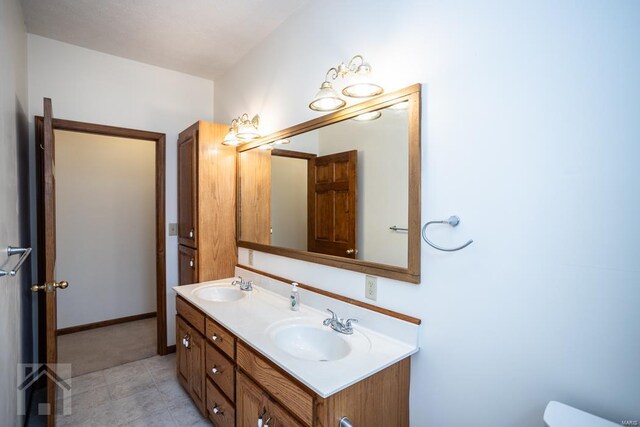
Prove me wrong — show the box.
[176,316,190,391]
[178,245,197,286]
[268,399,304,427]
[237,372,270,427]
[178,131,197,248]
[189,331,206,414]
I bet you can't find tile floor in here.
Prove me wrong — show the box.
[55,353,210,426]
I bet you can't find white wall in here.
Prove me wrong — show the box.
[54,131,156,328]
[215,1,640,425]
[0,0,29,424]
[28,35,214,346]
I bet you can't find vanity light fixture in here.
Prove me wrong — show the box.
[221,113,261,146]
[309,54,383,112]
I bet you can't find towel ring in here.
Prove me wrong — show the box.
[421,215,473,252]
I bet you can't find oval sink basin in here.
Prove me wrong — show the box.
[193,285,245,302]
[270,325,351,362]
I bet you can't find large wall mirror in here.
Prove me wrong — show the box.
[237,84,421,283]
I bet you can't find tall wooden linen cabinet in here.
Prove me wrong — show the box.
[177,121,237,286]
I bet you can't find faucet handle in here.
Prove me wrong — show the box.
[345,318,358,328]
[232,276,243,286]
[326,308,338,320]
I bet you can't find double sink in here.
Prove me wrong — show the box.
[191,282,371,363]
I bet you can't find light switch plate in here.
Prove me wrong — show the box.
[168,223,178,236]
[248,249,254,266]
[365,275,377,301]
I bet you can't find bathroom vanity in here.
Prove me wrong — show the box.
[174,267,419,427]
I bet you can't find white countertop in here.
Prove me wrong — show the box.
[173,272,419,398]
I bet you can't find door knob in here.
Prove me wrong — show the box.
[31,280,69,293]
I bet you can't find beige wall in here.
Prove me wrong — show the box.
[28,34,214,346]
[54,130,156,328]
[271,155,308,251]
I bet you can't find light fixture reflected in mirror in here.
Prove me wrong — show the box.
[309,54,383,113]
[352,110,382,121]
[257,138,289,151]
[388,100,409,110]
[221,113,261,146]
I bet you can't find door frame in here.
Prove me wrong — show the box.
[34,117,170,356]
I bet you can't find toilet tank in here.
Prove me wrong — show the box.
[544,401,618,427]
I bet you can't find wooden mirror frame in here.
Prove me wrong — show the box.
[237,83,421,283]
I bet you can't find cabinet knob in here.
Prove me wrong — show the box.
[183,334,190,349]
[211,334,221,342]
[211,366,221,375]
[212,404,223,415]
[189,258,194,268]
[346,248,358,255]
[189,228,194,238]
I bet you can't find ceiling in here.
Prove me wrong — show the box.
[21,0,309,79]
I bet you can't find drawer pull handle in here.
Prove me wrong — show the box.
[212,404,223,415]
[211,366,221,375]
[189,258,194,268]
[189,228,194,238]
[339,417,354,427]
[211,334,222,342]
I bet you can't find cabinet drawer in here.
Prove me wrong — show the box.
[237,342,313,426]
[206,378,235,427]
[206,317,235,360]
[176,297,205,334]
[206,343,235,403]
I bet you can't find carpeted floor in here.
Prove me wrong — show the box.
[58,317,157,378]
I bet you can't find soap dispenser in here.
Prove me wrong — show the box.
[290,282,300,311]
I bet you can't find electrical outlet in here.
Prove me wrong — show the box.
[168,223,178,236]
[248,249,254,266]
[365,275,377,301]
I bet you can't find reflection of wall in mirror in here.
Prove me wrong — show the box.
[271,156,308,250]
[318,109,409,267]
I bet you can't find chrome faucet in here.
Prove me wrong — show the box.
[323,309,358,335]
[232,276,253,291]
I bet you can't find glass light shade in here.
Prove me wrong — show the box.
[309,81,347,112]
[342,72,383,98]
[236,122,260,141]
[222,129,239,146]
[273,138,290,145]
[352,110,382,121]
[259,143,274,150]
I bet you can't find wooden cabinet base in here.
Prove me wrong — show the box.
[176,295,411,426]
